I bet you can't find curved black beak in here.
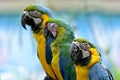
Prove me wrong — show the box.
[21,11,43,33]
[21,12,34,30]
[21,13,27,30]
[70,43,82,64]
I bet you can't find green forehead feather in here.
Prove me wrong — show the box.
[47,18,71,29]
[74,38,95,48]
[24,4,54,18]
[25,4,40,11]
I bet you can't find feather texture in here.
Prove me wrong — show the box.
[46,18,76,80]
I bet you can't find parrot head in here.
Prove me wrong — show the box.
[21,4,54,33]
[44,21,58,39]
[44,18,74,41]
[70,38,96,66]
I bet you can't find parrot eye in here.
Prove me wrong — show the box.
[79,42,90,51]
[29,11,41,18]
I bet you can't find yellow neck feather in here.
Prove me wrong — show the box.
[76,48,100,80]
[41,14,50,26]
[32,15,57,79]
[50,27,65,80]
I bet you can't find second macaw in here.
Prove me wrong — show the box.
[44,18,76,80]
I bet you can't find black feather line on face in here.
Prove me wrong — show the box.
[31,20,43,33]
[77,55,91,66]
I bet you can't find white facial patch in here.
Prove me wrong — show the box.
[33,18,42,24]
[81,50,90,58]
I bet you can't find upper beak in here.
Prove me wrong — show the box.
[21,11,42,32]
[70,43,83,63]
[21,11,34,30]
[21,13,28,30]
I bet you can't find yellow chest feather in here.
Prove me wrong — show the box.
[76,48,100,80]
[33,14,57,79]
[76,66,89,80]
[50,27,65,80]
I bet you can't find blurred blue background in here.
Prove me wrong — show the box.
[0,0,120,80]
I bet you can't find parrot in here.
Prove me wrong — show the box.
[44,18,76,80]
[21,4,58,80]
[70,38,114,80]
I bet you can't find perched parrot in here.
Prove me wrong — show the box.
[44,18,76,80]
[21,4,57,80]
[70,38,114,80]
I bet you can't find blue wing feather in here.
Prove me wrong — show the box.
[89,63,114,80]
[45,29,55,64]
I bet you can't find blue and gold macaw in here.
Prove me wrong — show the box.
[44,18,76,80]
[21,4,57,80]
[70,38,114,80]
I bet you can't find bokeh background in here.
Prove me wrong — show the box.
[0,0,120,80]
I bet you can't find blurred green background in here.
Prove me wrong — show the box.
[0,0,120,80]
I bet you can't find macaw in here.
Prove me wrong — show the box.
[21,4,57,80]
[44,18,76,80]
[70,38,114,80]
